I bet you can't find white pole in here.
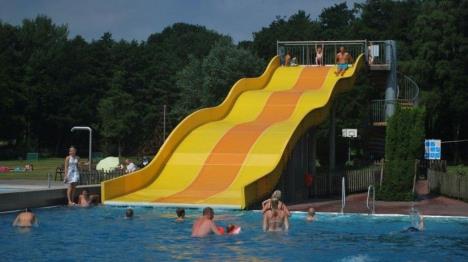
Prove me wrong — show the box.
[71,126,92,171]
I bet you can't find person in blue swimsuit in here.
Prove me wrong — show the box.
[335,46,353,76]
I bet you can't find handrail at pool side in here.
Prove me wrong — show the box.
[341,176,346,214]
[367,185,375,215]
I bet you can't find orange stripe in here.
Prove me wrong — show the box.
[156,67,330,203]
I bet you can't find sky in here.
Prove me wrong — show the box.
[0,0,362,42]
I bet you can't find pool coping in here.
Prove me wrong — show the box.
[0,185,100,212]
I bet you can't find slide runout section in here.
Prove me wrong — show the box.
[103,55,365,209]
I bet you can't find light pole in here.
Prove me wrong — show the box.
[71,126,92,171]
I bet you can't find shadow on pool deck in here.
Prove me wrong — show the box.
[288,193,468,216]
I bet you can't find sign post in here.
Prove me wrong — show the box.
[424,139,441,160]
[342,129,358,162]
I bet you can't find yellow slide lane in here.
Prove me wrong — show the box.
[102,54,364,209]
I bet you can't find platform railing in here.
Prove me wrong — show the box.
[277,40,367,66]
[341,176,346,214]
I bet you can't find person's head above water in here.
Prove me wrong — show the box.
[125,208,134,218]
[82,189,89,196]
[272,190,282,200]
[203,207,214,220]
[308,207,315,217]
[176,208,185,218]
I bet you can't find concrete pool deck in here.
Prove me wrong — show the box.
[289,193,468,216]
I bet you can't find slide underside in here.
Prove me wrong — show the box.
[102,55,364,209]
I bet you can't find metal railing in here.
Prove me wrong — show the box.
[341,176,346,214]
[370,73,420,124]
[397,73,420,104]
[367,41,391,66]
[277,40,367,66]
[367,185,375,214]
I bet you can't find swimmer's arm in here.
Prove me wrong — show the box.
[262,215,268,232]
[12,216,19,226]
[281,202,291,217]
[211,222,222,235]
[261,200,270,213]
[284,216,289,231]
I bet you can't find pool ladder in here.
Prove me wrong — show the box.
[367,185,375,214]
[341,177,346,214]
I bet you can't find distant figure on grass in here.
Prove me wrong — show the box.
[316,46,323,66]
[335,46,353,76]
[262,190,291,217]
[192,207,223,237]
[13,208,37,227]
[263,197,289,232]
[64,146,80,206]
[306,207,316,222]
[176,208,185,222]
[125,159,137,173]
[125,208,134,219]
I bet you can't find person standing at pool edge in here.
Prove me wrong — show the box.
[335,46,353,76]
[64,146,80,206]
[192,207,222,237]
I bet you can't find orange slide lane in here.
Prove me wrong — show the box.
[155,67,330,204]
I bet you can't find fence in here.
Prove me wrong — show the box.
[55,166,125,185]
[428,169,468,201]
[346,165,381,193]
[277,40,367,66]
[309,164,381,197]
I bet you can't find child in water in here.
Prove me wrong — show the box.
[176,208,185,222]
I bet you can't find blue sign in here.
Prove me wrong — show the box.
[424,139,441,160]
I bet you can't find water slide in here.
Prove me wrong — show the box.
[102,54,364,209]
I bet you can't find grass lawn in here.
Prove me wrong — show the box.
[447,165,468,176]
[0,158,64,180]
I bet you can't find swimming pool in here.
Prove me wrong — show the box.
[1,206,467,261]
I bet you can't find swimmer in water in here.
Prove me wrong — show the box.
[13,208,37,227]
[403,213,424,232]
[125,208,134,219]
[192,207,222,237]
[226,224,241,235]
[176,208,185,222]
[263,197,289,232]
[306,207,316,222]
[262,190,291,217]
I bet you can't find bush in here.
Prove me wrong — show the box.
[377,106,425,201]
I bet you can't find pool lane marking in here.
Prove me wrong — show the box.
[154,67,329,204]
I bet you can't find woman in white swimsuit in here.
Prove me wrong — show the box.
[64,146,80,205]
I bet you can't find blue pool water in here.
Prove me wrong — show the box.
[1,206,467,261]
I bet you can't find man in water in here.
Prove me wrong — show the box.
[192,207,222,237]
[404,213,425,232]
[13,208,37,227]
[306,207,316,222]
[125,208,134,219]
[176,208,185,222]
[263,197,289,232]
[335,46,353,76]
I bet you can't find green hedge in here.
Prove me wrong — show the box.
[377,106,425,201]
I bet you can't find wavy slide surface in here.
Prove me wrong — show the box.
[102,55,364,209]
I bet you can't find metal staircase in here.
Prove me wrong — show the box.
[370,72,420,126]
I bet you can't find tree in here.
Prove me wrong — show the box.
[97,71,138,156]
[378,106,425,200]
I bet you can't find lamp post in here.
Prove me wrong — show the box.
[71,126,92,171]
